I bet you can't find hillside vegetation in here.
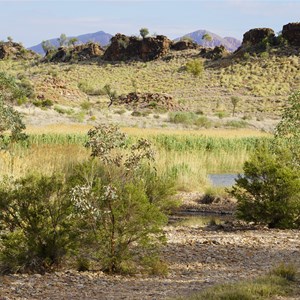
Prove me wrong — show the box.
[0,49,299,119]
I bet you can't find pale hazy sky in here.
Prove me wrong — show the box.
[0,0,299,47]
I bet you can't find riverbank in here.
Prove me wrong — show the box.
[1,209,299,299]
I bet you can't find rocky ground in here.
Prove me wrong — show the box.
[16,105,279,132]
[1,196,299,300]
[1,227,299,300]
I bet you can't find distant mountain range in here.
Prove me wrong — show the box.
[29,29,241,54]
[175,30,241,51]
[29,31,113,54]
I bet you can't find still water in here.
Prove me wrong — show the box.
[208,173,239,187]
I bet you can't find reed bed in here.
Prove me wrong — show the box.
[0,131,272,191]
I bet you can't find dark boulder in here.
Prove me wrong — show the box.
[0,41,37,60]
[171,40,198,51]
[103,34,134,61]
[46,42,104,62]
[282,22,300,46]
[140,35,172,60]
[242,28,275,46]
[103,34,172,61]
[117,92,181,111]
[200,45,229,60]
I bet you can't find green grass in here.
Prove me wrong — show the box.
[0,133,273,192]
[175,265,299,300]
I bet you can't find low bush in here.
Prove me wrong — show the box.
[185,59,204,77]
[0,174,76,274]
[66,125,175,274]
[169,112,211,128]
[225,120,248,128]
[33,99,54,108]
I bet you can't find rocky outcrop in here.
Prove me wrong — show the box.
[242,28,275,46]
[200,45,229,60]
[117,92,181,111]
[0,42,37,60]
[103,34,172,61]
[46,42,104,62]
[171,40,198,51]
[282,22,300,46]
[140,35,172,61]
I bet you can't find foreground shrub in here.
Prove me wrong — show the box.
[231,92,300,229]
[0,174,75,274]
[231,142,300,228]
[68,124,174,274]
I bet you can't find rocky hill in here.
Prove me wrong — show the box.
[0,41,38,60]
[29,30,112,54]
[175,30,241,51]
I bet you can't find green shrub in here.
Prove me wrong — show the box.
[72,111,85,122]
[78,82,104,96]
[215,111,229,119]
[0,97,27,150]
[185,59,204,77]
[80,101,92,111]
[271,263,297,281]
[194,116,212,128]
[0,174,76,274]
[225,120,248,128]
[54,105,74,115]
[232,92,300,229]
[76,256,91,272]
[0,72,26,104]
[67,125,174,274]
[169,111,197,125]
[231,142,300,228]
[33,99,53,108]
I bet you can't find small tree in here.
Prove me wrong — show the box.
[0,97,27,151]
[57,33,68,47]
[0,72,25,104]
[7,36,13,43]
[202,33,212,42]
[231,96,240,117]
[68,37,78,47]
[140,28,149,39]
[275,90,300,142]
[231,91,300,229]
[69,125,171,273]
[41,40,55,53]
[103,84,118,107]
[231,143,300,228]
[0,72,28,151]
